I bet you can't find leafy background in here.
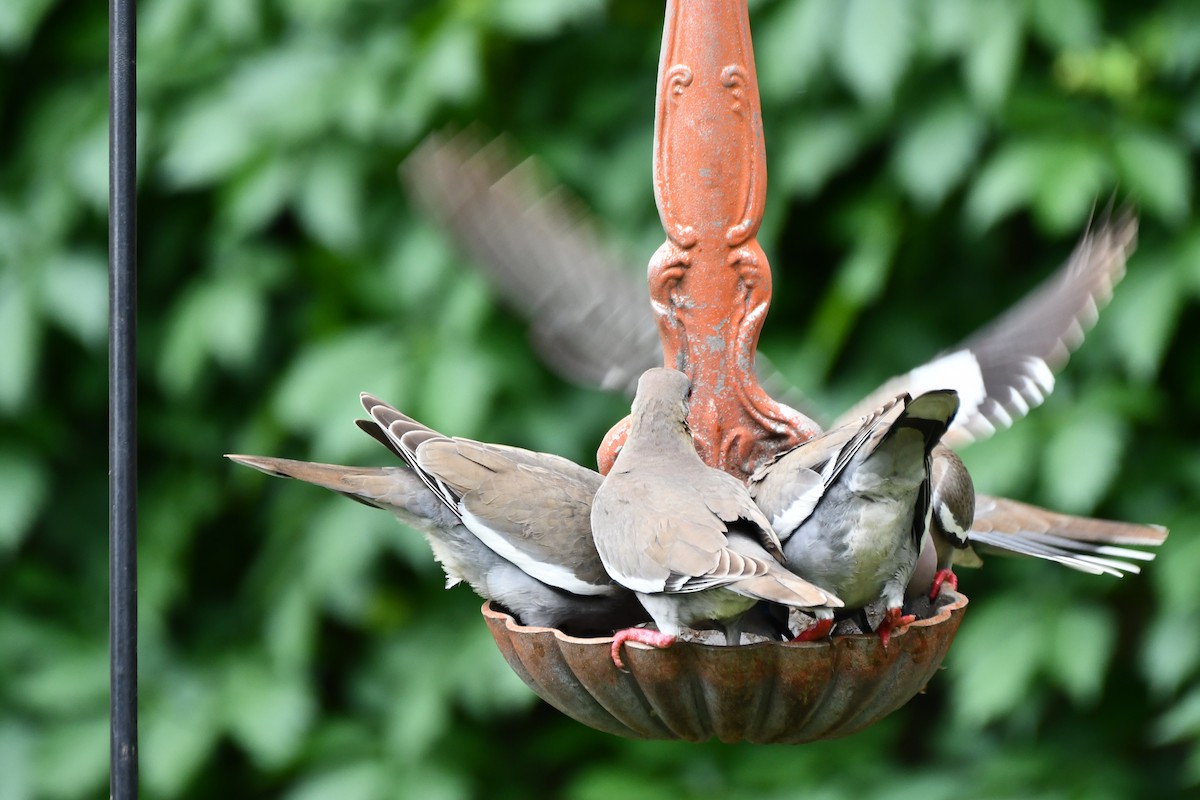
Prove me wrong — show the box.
[2,0,1198,797]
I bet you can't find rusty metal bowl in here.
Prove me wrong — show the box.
[483,590,968,743]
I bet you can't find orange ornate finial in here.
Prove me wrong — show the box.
[598,0,819,480]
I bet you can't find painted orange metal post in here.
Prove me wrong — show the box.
[598,0,819,481]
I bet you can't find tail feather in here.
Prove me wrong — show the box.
[967,529,1148,576]
[226,454,424,512]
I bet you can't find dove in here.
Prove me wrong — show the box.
[228,394,647,635]
[908,489,1168,596]
[590,368,841,669]
[750,390,960,647]
[907,447,1168,600]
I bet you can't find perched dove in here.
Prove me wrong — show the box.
[909,488,1168,596]
[403,137,1167,587]
[751,390,960,647]
[228,394,647,635]
[590,368,841,669]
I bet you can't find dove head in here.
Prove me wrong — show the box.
[627,368,693,446]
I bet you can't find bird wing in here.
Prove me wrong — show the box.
[414,437,615,595]
[834,209,1136,447]
[402,132,660,395]
[359,392,463,515]
[401,132,809,405]
[748,396,904,537]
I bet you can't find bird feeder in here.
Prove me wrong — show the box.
[483,0,968,743]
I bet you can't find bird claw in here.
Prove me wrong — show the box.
[929,568,958,601]
[611,628,677,671]
[878,608,916,650]
[791,617,835,643]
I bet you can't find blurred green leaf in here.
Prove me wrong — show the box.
[837,0,914,105]
[224,659,317,770]
[950,598,1046,727]
[800,200,898,377]
[1107,262,1184,381]
[66,116,110,212]
[1154,686,1200,744]
[1152,3,1200,79]
[489,0,605,36]
[295,147,367,252]
[224,156,299,236]
[419,342,497,437]
[159,275,267,396]
[271,328,409,458]
[266,585,319,671]
[32,715,109,800]
[1142,610,1200,697]
[1029,0,1100,49]
[0,447,47,552]
[965,140,1050,230]
[1114,131,1192,226]
[1054,43,1142,99]
[0,0,54,51]
[778,113,864,197]
[1152,521,1200,614]
[161,93,262,189]
[0,723,32,800]
[1031,142,1111,233]
[302,499,388,613]
[0,275,40,413]
[10,643,107,716]
[384,222,456,313]
[957,417,1039,499]
[963,1,1024,107]
[758,0,836,102]
[1041,406,1129,513]
[920,0,976,57]
[1046,604,1116,704]
[142,671,223,799]
[285,762,387,800]
[37,251,108,348]
[892,101,985,208]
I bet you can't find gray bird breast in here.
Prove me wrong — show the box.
[783,435,926,609]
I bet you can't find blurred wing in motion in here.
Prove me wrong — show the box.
[402,132,660,395]
[835,209,1137,448]
[401,132,806,405]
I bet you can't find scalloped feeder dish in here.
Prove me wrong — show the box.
[483,589,967,743]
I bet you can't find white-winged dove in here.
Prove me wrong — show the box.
[403,136,1167,590]
[750,390,960,647]
[590,368,841,668]
[908,488,1168,596]
[228,394,647,635]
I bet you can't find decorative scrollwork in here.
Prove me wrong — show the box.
[721,65,747,114]
[665,64,694,97]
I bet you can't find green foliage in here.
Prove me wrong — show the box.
[2,0,1198,797]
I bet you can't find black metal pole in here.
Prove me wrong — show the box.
[109,0,138,797]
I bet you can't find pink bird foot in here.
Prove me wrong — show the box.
[792,617,835,643]
[611,628,677,671]
[878,607,916,650]
[929,568,958,601]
